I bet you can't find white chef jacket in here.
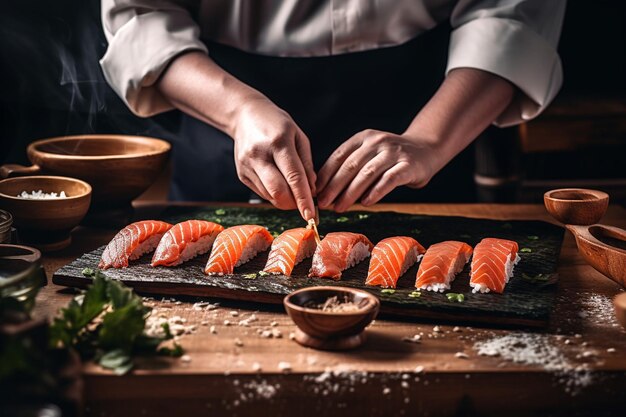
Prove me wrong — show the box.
[100,0,566,127]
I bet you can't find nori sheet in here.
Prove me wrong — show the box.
[54,206,565,326]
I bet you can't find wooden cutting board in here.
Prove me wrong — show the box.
[53,206,564,327]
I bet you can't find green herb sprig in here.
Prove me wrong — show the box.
[49,268,183,375]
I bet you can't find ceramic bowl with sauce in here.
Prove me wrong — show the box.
[0,244,46,313]
[284,286,380,350]
[0,176,91,251]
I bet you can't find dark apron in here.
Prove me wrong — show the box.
[169,23,476,203]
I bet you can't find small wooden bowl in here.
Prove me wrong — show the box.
[544,188,609,225]
[283,286,380,350]
[0,135,170,226]
[0,176,91,251]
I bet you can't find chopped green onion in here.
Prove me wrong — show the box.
[357,214,369,220]
[242,273,257,279]
[271,231,280,238]
[213,218,222,224]
[257,271,270,277]
[527,235,539,240]
[336,216,349,223]
[381,288,396,295]
[446,293,465,303]
[214,209,226,215]
[520,248,532,253]
[522,273,549,282]
[408,291,421,298]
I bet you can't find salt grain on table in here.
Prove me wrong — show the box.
[234,338,244,347]
[210,325,217,334]
[278,361,292,372]
[474,332,595,394]
[455,352,469,359]
[402,335,422,344]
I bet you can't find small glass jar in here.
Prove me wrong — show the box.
[0,209,12,244]
[0,244,46,313]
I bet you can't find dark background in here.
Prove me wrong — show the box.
[1,0,624,203]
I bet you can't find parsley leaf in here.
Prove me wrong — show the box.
[49,268,183,375]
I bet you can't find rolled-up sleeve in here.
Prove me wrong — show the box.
[447,0,566,126]
[100,0,207,117]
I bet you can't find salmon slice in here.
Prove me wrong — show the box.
[415,241,473,292]
[151,220,224,267]
[99,220,173,269]
[263,227,317,276]
[366,237,426,288]
[309,232,374,280]
[470,238,520,294]
[204,225,273,275]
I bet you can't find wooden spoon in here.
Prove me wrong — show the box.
[566,224,626,287]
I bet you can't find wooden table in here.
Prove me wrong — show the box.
[34,203,626,417]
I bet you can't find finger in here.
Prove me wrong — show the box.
[255,162,297,210]
[333,153,395,212]
[361,162,411,206]
[274,144,315,220]
[236,165,272,202]
[243,169,272,202]
[317,143,375,208]
[316,134,364,194]
[294,129,317,196]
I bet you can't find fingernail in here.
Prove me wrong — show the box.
[303,208,313,220]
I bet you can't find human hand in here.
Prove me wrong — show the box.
[316,129,441,212]
[231,97,316,220]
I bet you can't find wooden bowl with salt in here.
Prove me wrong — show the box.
[0,176,91,251]
[283,286,380,350]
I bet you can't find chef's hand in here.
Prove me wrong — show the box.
[232,97,317,220]
[316,130,441,212]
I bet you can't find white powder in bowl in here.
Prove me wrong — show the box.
[17,190,67,199]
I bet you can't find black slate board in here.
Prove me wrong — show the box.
[53,206,565,327]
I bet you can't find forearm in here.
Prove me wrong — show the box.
[404,68,515,168]
[155,51,268,137]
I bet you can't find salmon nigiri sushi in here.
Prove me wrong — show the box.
[415,241,473,292]
[263,227,317,276]
[470,238,520,294]
[366,237,426,288]
[99,220,173,269]
[204,225,273,275]
[151,220,224,267]
[309,232,374,280]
